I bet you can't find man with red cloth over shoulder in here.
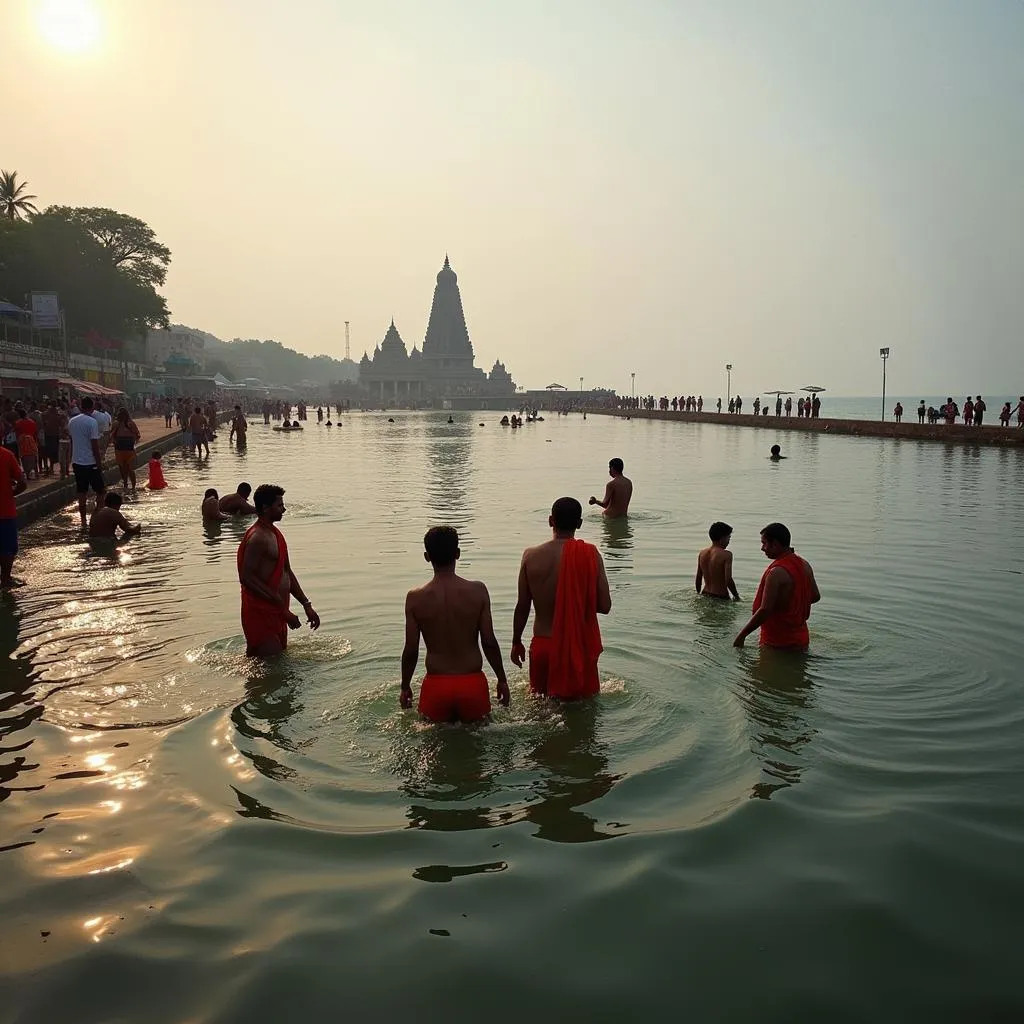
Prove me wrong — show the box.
[512,497,612,699]
[237,484,320,657]
[400,526,510,722]
[734,522,820,650]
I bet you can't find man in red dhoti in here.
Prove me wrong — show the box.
[237,484,320,657]
[511,497,611,700]
[733,522,821,650]
[400,526,510,722]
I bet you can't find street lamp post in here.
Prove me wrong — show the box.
[879,347,890,421]
[725,363,732,408]
[631,371,635,404]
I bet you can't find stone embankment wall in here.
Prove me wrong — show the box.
[593,409,1024,447]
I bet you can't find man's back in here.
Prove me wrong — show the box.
[698,545,732,597]
[522,539,567,636]
[606,476,632,517]
[408,573,487,675]
[67,413,99,465]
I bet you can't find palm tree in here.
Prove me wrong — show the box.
[0,170,39,221]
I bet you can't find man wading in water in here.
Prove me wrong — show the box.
[589,458,633,519]
[400,526,510,722]
[512,497,611,699]
[734,522,820,650]
[237,484,320,657]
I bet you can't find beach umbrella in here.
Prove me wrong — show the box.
[545,383,567,390]
[801,386,827,394]
[763,390,794,396]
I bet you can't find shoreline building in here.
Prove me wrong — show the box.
[359,256,516,405]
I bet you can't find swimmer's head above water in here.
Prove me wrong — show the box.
[609,458,624,476]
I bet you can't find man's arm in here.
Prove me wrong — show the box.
[695,553,704,594]
[478,585,509,706]
[286,557,321,628]
[596,552,612,615]
[725,550,740,601]
[229,420,236,440]
[589,481,613,509]
[116,513,141,536]
[807,564,821,605]
[400,593,420,707]
[510,553,532,666]
[9,456,26,497]
[734,568,787,646]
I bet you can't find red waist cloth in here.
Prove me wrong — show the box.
[532,539,603,699]
[418,672,490,723]
[147,460,167,489]
[753,551,811,648]
[237,523,289,655]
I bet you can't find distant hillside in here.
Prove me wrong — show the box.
[174,325,359,385]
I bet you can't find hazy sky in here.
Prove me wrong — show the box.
[6,0,1024,395]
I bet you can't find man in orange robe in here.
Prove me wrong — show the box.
[512,497,611,699]
[733,522,821,650]
[237,484,320,657]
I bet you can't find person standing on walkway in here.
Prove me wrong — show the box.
[775,396,783,416]
[0,443,27,589]
[917,400,926,424]
[734,523,820,650]
[68,397,105,528]
[1016,397,1024,427]
[974,395,986,426]
[894,402,903,423]
[964,397,975,426]
[785,396,793,417]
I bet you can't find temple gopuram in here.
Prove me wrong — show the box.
[359,256,516,407]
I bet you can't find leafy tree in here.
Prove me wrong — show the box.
[0,210,170,339]
[0,170,39,221]
[45,206,171,287]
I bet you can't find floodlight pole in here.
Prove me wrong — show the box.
[879,347,890,421]
[725,363,732,407]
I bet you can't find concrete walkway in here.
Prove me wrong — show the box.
[593,409,1024,447]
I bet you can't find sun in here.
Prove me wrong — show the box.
[37,0,102,53]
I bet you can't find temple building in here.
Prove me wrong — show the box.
[359,256,517,404]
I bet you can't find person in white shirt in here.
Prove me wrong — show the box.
[91,399,113,460]
[68,397,106,527]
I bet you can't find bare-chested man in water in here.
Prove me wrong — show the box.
[401,526,509,722]
[220,482,256,515]
[89,492,141,540]
[237,484,319,657]
[512,497,611,699]
[696,521,740,600]
[589,457,632,518]
[229,405,248,445]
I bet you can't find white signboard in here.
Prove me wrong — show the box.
[31,292,61,330]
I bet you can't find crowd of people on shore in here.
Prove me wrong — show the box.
[895,396,1024,427]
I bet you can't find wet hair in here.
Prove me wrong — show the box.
[152,450,161,458]
[609,458,624,473]
[770,444,781,456]
[424,525,459,567]
[104,492,123,509]
[237,482,252,496]
[234,405,241,411]
[253,483,284,513]
[709,521,732,542]
[204,488,218,500]
[117,407,130,423]
[551,496,583,532]
[80,396,94,412]
[761,522,791,548]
